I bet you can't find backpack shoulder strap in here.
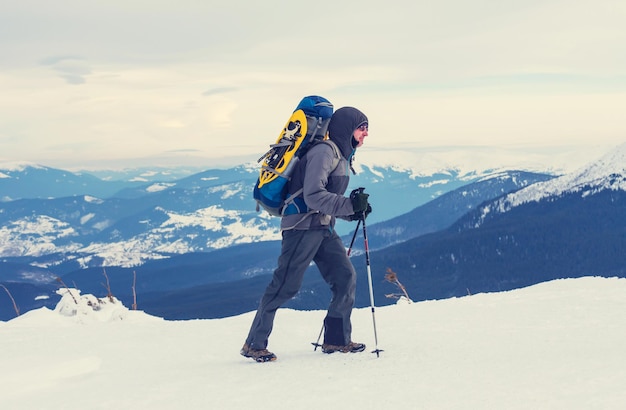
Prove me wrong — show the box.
[281,139,342,217]
[321,139,341,171]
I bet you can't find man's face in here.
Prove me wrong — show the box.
[353,124,368,148]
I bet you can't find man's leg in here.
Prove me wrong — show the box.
[314,230,357,346]
[245,229,325,350]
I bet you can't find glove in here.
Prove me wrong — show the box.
[348,204,372,221]
[350,188,369,213]
[364,203,372,218]
[349,188,371,221]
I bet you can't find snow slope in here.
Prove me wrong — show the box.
[1,277,625,409]
[489,142,626,213]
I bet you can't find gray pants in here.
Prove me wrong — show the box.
[245,228,357,350]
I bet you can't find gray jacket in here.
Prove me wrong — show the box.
[280,141,354,230]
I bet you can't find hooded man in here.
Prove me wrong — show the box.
[241,106,371,362]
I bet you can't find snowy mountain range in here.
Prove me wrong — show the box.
[367,142,626,304]
[100,143,626,320]
[1,143,625,321]
[477,144,626,216]
[0,159,524,269]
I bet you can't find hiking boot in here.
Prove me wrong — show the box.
[321,341,366,354]
[240,343,277,362]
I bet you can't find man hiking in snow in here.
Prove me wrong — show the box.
[241,106,372,362]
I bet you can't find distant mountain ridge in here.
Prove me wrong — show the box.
[364,143,626,306]
[361,170,554,251]
[0,166,555,320]
[0,163,127,201]
[55,144,626,320]
[0,162,209,201]
[0,160,523,268]
[477,142,626,217]
[3,143,625,321]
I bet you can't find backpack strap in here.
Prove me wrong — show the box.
[281,139,342,216]
[324,139,341,170]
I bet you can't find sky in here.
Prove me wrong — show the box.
[1,276,625,409]
[1,0,625,171]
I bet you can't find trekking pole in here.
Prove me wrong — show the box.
[361,212,383,357]
[312,220,362,351]
[347,218,361,257]
[311,323,324,351]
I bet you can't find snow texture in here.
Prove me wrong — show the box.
[1,277,625,409]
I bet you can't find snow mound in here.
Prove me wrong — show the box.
[56,288,165,324]
[53,288,132,323]
[6,288,164,325]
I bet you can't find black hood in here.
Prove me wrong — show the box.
[327,107,368,159]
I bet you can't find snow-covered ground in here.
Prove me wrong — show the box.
[1,277,625,409]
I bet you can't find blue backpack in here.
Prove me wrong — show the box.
[254,96,334,216]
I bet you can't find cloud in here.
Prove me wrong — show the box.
[203,87,238,97]
[163,149,202,154]
[1,0,625,170]
[40,55,91,85]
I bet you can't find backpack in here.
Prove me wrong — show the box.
[254,95,337,217]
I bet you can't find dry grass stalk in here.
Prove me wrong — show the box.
[55,277,78,304]
[132,270,138,310]
[101,268,115,303]
[384,268,412,302]
[1,284,20,317]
